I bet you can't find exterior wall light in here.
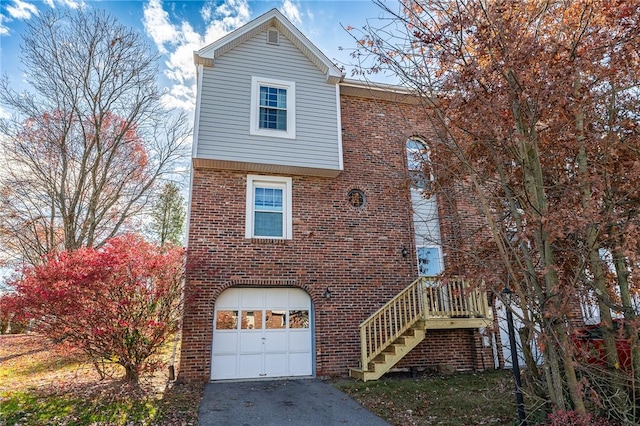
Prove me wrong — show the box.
[401,246,408,258]
[323,287,332,299]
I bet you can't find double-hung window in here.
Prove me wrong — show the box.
[246,175,292,239]
[250,77,296,139]
[259,86,287,130]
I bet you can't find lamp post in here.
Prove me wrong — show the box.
[502,287,527,426]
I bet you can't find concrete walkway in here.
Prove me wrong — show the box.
[198,378,390,426]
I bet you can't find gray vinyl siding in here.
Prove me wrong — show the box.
[196,29,341,171]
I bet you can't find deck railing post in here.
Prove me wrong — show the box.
[360,325,367,368]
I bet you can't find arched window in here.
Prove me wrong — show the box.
[406,138,431,191]
[407,137,443,276]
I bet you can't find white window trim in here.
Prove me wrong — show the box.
[245,175,293,239]
[250,76,296,139]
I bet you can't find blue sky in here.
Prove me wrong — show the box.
[0,0,393,118]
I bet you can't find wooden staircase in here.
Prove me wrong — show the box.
[349,277,492,382]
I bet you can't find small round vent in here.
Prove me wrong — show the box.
[347,189,366,208]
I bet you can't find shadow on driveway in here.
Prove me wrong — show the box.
[198,378,390,426]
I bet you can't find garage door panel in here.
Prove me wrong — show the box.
[289,331,311,352]
[264,331,287,352]
[239,332,263,352]
[289,353,312,375]
[240,289,264,307]
[238,354,262,377]
[265,288,289,306]
[212,355,237,380]
[216,290,240,308]
[213,333,238,354]
[264,353,288,376]
[289,289,310,306]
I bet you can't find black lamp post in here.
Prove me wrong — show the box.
[502,287,527,426]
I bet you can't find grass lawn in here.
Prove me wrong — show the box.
[337,370,519,426]
[2,334,520,425]
[0,334,202,426]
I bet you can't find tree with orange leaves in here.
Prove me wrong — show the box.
[0,9,189,267]
[350,0,640,421]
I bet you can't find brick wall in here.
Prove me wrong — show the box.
[179,93,496,382]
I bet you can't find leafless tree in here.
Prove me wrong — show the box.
[0,9,190,266]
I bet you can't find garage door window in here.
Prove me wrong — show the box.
[266,310,287,329]
[215,310,238,329]
[289,310,309,328]
[241,310,263,329]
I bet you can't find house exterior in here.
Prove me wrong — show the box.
[179,8,497,383]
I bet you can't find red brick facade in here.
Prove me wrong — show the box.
[179,93,496,382]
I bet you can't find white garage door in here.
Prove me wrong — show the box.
[211,287,312,380]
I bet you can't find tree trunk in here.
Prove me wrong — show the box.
[124,365,140,384]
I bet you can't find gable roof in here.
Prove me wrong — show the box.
[194,8,344,84]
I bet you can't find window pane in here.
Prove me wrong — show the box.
[255,187,283,211]
[289,310,309,329]
[259,108,287,130]
[254,211,283,236]
[241,310,263,329]
[215,310,238,330]
[260,86,287,108]
[265,310,286,329]
[418,247,442,276]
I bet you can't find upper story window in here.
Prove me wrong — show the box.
[406,138,432,191]
[245,175,293,239]
[259,86,287,130]
[250,77,296,139]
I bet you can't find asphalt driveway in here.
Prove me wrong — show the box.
[198,378,390,426]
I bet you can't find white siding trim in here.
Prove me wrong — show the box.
[192,64,204,158]
[245,175,293,239]
[249,76,296,139]
[185,164,194,249]
[335,84,344,171]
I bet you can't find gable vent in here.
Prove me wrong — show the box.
[267,29,280,45]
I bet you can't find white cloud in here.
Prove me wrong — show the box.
[58,0,84,9]
[142,0,180,54]
[143,0,251,111]
[1,0,85,37]
[281,0,301,25]
[0,13,10,36]
[5,0,38,20]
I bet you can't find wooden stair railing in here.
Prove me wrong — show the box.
[349,277,492,381]
[349,278,424,381]
[421,277,491,319]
